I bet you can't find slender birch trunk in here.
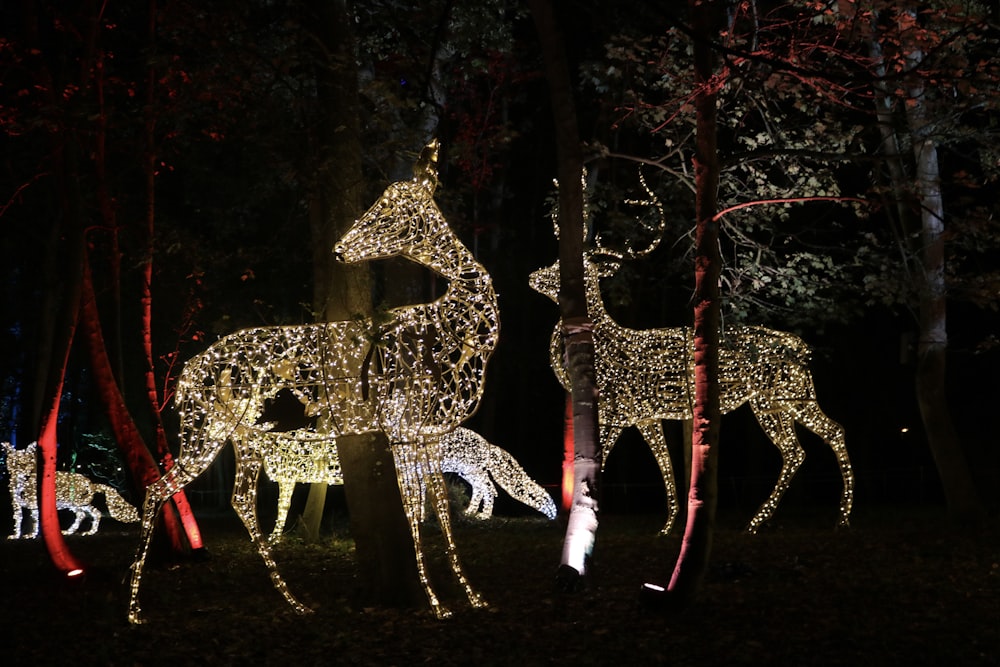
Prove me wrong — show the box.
[528,0,600,588]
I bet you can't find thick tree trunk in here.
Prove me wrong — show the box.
[80,255,189,552]
[304,0,421,605]
[339,432,423,606]
[899,8,983,523]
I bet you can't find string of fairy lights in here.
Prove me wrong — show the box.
[128,141,497,623]
[3,441,139,538]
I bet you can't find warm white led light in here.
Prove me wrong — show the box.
[128,141,498,623]
[3,441,139,538]
[264,426,555,541]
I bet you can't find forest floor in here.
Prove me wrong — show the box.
[2,504,998,666]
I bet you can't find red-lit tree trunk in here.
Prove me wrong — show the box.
[138,0,203,551]
[529,0,600,590]
[79,255,188,552]
[646,0,724,609]
[36,210,86,576]
[22,0,87,574]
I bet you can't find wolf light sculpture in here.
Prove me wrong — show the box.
[4,442,139,538]
[262,426,556,542]
[128,141,499,622]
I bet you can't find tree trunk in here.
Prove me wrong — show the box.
[304,0,422,605]
[645,0,724,610]
[139,0,203,551]
[898,7,983,523]
[35,139,87,575]
[79,254,189,552]
[528,0,600,590]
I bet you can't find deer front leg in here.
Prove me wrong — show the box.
[636,419,680,535]
[9,502,24,539]
[462,468,496,519]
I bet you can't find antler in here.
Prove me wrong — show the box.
[617,168,666,259]
[549,167,666,261]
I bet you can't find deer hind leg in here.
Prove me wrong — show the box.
[269,480,296,543]
[128,474,183,624]
[230,453,311,615]
[747,406,805,534]
[636,419,680,535]
[27,507,39,538]
[794,401,854,527]
[129,430,226,624]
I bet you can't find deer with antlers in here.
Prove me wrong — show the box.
[128,141,499,623]
[528,175,854,535]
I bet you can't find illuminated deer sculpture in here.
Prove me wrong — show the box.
[528,178,854,535]
[128,141,499,623]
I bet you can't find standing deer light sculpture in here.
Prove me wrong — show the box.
[528,177,854,535]
[128,141,499,623]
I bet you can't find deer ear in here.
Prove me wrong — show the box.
[413,139,441,193]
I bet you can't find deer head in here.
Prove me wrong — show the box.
[333,140,444,265]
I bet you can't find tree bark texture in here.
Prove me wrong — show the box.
[303,0,422,605]
[898,7,983,523]
[665,0,724,606]
[529,0,601,587]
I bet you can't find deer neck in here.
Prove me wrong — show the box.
[583,267,610,325]
[393,224,497,335]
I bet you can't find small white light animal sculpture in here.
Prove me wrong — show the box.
[529,180,854,535]
[3,441,140,538]
[128,141,500,623]
[263,426,556,542]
